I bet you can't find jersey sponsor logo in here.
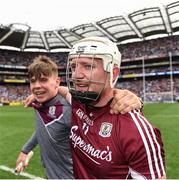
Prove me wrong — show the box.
[76,108,93,126]
[70,125,112,163]
[99,122,113,137]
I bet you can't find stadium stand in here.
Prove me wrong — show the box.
[0,1,179,104]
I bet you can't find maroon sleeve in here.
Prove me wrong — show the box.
[119,110,166,179]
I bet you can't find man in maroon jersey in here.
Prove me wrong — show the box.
[67,36,166,179]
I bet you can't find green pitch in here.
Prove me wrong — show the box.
[0,103,179,179]
[143,103,179,178]
[0,106,45,179]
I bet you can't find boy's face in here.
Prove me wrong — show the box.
[30,73,60,103]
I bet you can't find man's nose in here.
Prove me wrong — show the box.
[73,65,84,78]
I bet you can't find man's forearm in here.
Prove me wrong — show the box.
[58,86,69,98]
[58,86,71,103]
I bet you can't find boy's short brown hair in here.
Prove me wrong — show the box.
[28,55,58,79]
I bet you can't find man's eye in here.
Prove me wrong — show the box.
[85,65,92,69]
[71,64,76,71]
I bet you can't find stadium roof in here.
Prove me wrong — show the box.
[0,1,179,52]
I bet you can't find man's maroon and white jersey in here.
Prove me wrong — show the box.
[70,100,166,179]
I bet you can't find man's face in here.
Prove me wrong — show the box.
[70,57,109,94]
[30,74,60,103]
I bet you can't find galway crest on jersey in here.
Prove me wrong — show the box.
[99,122,113,137]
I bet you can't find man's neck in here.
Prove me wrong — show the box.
[91,88,113,107]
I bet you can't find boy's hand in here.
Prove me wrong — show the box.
[15,151,34,174]
[110,89,142,114]
[15,152,28,174]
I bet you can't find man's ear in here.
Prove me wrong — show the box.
[56,77,61,87]
[113,66,120,81]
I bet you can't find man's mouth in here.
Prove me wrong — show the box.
[74,84,90,92]
[76,84,88,87]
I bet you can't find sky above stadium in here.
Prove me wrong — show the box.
[0,0,176,31]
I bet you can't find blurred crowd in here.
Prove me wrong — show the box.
[118,35,179,60]
[1,35,179,66]
[0,50,68,67]
[116,77,179,102]
[0,85,30,104]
